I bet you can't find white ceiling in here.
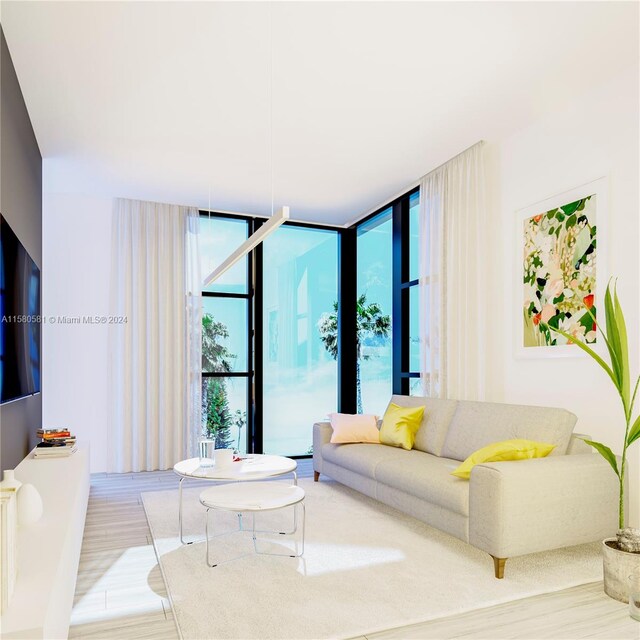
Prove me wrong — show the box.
[2,1,638,225]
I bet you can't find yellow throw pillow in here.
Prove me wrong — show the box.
[451,439,556,479]
[379,403,425,450]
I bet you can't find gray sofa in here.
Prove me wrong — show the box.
[313,395,618,578]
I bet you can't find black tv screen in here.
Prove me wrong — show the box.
[0,214,41,403]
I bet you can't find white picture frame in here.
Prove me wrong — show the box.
[515,176,608,359]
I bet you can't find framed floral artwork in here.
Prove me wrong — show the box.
[516,177,608,358]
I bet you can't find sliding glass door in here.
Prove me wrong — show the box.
[261,225,339,456]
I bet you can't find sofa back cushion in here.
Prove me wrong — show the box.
[441,400,577,461]
[388,395,458,456]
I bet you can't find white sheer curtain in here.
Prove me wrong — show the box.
[418,142,487,400]
[109,199,202,472]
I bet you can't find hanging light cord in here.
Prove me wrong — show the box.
[208,4,274,220]
[269,1,274,218]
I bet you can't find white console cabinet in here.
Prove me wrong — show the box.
[0,443,89,639]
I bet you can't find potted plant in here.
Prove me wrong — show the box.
[544,279,640,602]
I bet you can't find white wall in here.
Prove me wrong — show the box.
[42,189,112,472]
[486,64,640,527]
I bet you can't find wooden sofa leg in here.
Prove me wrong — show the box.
[314,471,320,482]
[491,555,506,579]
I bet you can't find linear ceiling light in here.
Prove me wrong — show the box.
[202,206,289,287]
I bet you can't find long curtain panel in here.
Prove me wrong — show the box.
[109,199,202,472]
[418,142,487,400]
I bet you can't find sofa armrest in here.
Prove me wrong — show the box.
[313,422,333,474]
[567,432,592,455]
[469,454,618,558]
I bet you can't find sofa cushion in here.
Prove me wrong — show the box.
[441,401,577,462]
[388,395,458,456]
[375,449,469,516]
[321,442,408,478]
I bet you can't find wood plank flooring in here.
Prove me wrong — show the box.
[69,460,315,639]
[69,461,637,640]
[359,581,637,640]
[69,470,180,639]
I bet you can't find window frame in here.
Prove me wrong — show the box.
[200,212,254,453]
[349,186,420,400]
[199,211,344,458]
[199,191,421,455]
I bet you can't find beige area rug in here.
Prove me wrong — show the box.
[142,479,601,640]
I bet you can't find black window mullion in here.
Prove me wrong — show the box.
[400,196,411,392]
[202,372,251,378]
[392,201,408,395]
[393,194,412,395]
[406,281,420,376]
[252,219,264,455]
[246,230,254,455]
[338,227,357,413]
[202,291,250,300]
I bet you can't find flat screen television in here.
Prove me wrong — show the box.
[0,214,41,404]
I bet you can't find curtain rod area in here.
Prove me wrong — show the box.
[198,207,342,229]
[345,139,484,228]
[201,140,485,230]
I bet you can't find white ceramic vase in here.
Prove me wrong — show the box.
[603,538,640,603]
[0,469,22,492]
[16,483,43,526]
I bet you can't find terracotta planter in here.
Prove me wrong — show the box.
[603,538,640,603]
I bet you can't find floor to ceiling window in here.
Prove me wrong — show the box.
[353,187,421,407]
[407,191,422,395]
[200,215,251,453]
[262,224,339,456]
[356,208,393,417]
[199,190,419,456]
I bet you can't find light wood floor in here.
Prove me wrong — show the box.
[70,461,637,640]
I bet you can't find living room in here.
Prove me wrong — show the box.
[0,1,639,639]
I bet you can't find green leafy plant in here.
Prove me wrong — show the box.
[544,279,640,532]
[201,313,246,449]
[318,294,391,414]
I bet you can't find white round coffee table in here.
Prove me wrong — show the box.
[199,482,306,567]
[173,454,298,544]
